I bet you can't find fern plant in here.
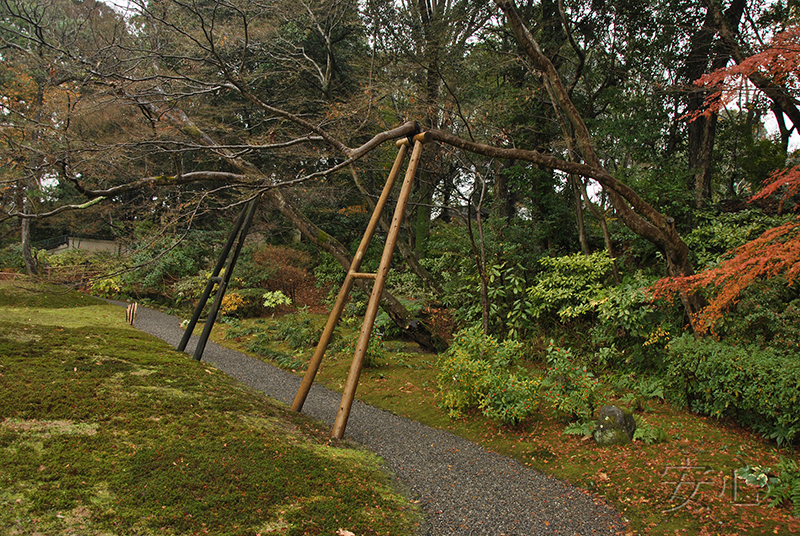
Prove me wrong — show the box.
[738,458,800,517]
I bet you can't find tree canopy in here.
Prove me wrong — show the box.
[1,0,797,339]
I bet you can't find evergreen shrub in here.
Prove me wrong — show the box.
[666,334,800,445]
[437,327,539,425]
[528,251,615,323]
[541,343,603,423]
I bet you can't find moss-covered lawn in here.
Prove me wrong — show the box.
[0,281,420,535]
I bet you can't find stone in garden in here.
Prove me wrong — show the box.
[593,405,636,446]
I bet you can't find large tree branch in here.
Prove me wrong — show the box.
[4,196,106,221]
[137,97,443,350]
[427,128,665,231]
[67,171,249,199]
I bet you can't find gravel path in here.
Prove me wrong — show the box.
[119,302,626,535]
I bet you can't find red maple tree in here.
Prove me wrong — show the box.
[687,24,800,122]
[651,25,800,333]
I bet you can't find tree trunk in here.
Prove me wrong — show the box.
[577,179,621,285]
[685,0,746,207]
[493,161,516,220]
[20,206,38,276]
[21,72,47,277]
[569,175,590,255]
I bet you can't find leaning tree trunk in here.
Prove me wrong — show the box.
[472,1,709,322]
[266,187,448,352]
[144,98,448,352]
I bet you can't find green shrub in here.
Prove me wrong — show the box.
[221,317,264,339]
[591,272,678,370]
[0,243,26,270]
[479,372,540,425]
[486,262,535,339]
[632,415,668,444]
[313,251,345,303]
[336,330,387,368]
[437,327,539,426]
[666,334,800,445]
[385,268,426,299]
[274,310,321,349]
[41,248,93,267]
[174,269,213,305]
[685,209,792,270]
[540,343,603,423]
[90,277,123,298]
[712,279,800,355]
[527,251,615,323]
[122,236,211,295]
[262,290,292,310]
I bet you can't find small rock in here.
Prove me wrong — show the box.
[593,405,636,446]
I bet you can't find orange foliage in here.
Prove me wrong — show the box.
[650,217,800,332]
[689,25,800,119]
[751,164,800,207]
[650,24,800,332]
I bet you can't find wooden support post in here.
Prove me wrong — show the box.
[192,199,257,361]
[291,139,412,412]
[126,303,138,326]
[178,204,250,352]
[331,131,429,439]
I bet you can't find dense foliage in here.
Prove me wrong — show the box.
[666,334,800,446]
[2,0,799,458]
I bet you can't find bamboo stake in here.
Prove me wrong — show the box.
[291,138,412,412]
[331,132,429,439]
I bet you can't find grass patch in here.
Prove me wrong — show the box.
[0,281,421,535]
[215,315,800,535]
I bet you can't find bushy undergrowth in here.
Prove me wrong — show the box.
[541,343,603,423]
[666,334,800,446]
[709,278,800,352]
[437,327,539,425]
[335,330,389,369]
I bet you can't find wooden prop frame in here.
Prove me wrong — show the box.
[292,131,430,439]
[178,198,257,361]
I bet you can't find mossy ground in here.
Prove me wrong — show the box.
[0,281,421,535]
[214,312,800,536]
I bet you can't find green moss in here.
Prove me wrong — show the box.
[0,281,102,308]
[0,282,421,536]
[180,124,204,138]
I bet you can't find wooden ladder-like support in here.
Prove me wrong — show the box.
[292,131,430,439]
